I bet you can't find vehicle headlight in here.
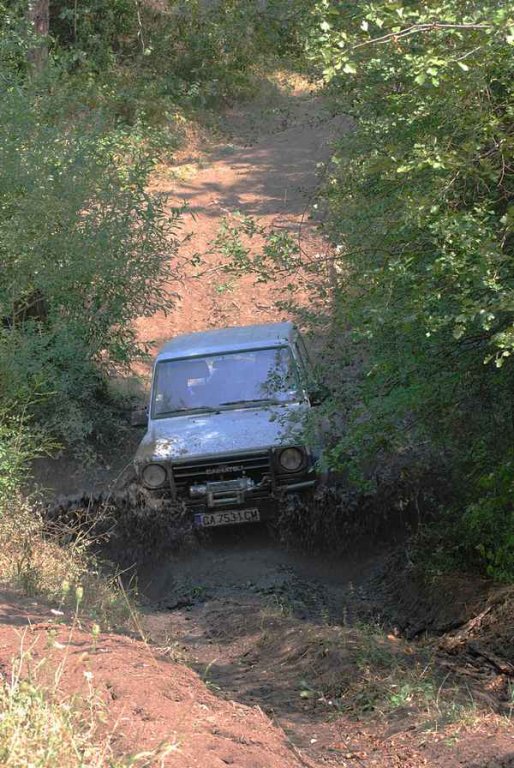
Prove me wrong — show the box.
[142,463,167,489]
[278,447,305,473]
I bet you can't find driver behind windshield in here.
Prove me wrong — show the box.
[153,358,209,415]
[152,347,298,417]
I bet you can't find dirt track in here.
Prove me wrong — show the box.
[27,74,514,766]
[132,76,514,766]
[137,73,347,347]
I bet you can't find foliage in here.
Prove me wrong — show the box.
[0,416,130,628]
[47,0,310,111]
[0,671,105,768]
[0,416,49,501]
[139,0,309,105]
[0,1,310,461]
[304,1,514,579]
[50,0,138,70]
[0,0,184,641]
[0,60,180,450]
[0,494,131,628]
[460,458,514,580]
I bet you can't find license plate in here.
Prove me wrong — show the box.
[194,508,261,528]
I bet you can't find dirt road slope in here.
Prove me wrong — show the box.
[138,75,348,347]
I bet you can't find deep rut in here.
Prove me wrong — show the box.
[138,527,387,765]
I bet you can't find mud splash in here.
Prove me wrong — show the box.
[44,486,194,566]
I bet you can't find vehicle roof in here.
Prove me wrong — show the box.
[156,322,296,361]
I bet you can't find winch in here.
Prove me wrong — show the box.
[189,477,256,507]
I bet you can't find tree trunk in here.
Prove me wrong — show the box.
[27,0,49,74]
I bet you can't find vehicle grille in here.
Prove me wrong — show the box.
[172,451,271,494]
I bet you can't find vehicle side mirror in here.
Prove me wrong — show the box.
[131,406,148,427]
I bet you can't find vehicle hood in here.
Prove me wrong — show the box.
[135,404,307,463]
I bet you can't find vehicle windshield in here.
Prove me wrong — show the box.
[152,346,300,418]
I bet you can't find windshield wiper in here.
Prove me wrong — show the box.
[219,398,285,407]
[157,406,219,417]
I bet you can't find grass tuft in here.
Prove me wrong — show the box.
[0,493,131,628]
[0,645,179,767]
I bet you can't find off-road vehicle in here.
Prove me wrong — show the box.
[134,322,323,528]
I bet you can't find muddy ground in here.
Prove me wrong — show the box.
[2,522,513,767]
[23,71,514,766]
[134,525,514,767]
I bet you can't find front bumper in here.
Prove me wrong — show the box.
[137,448,318,521]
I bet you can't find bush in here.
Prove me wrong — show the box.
[48,0,311,109]
[305,2,514,579]
[141,0,308,105]
[460,460,514,581]
[0,672,105,768]
[0,60,180,451]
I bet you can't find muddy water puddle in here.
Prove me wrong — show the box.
[134,526,513,768]
[136,524,385,624]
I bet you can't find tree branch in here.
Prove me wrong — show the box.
[349,21,493,53]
